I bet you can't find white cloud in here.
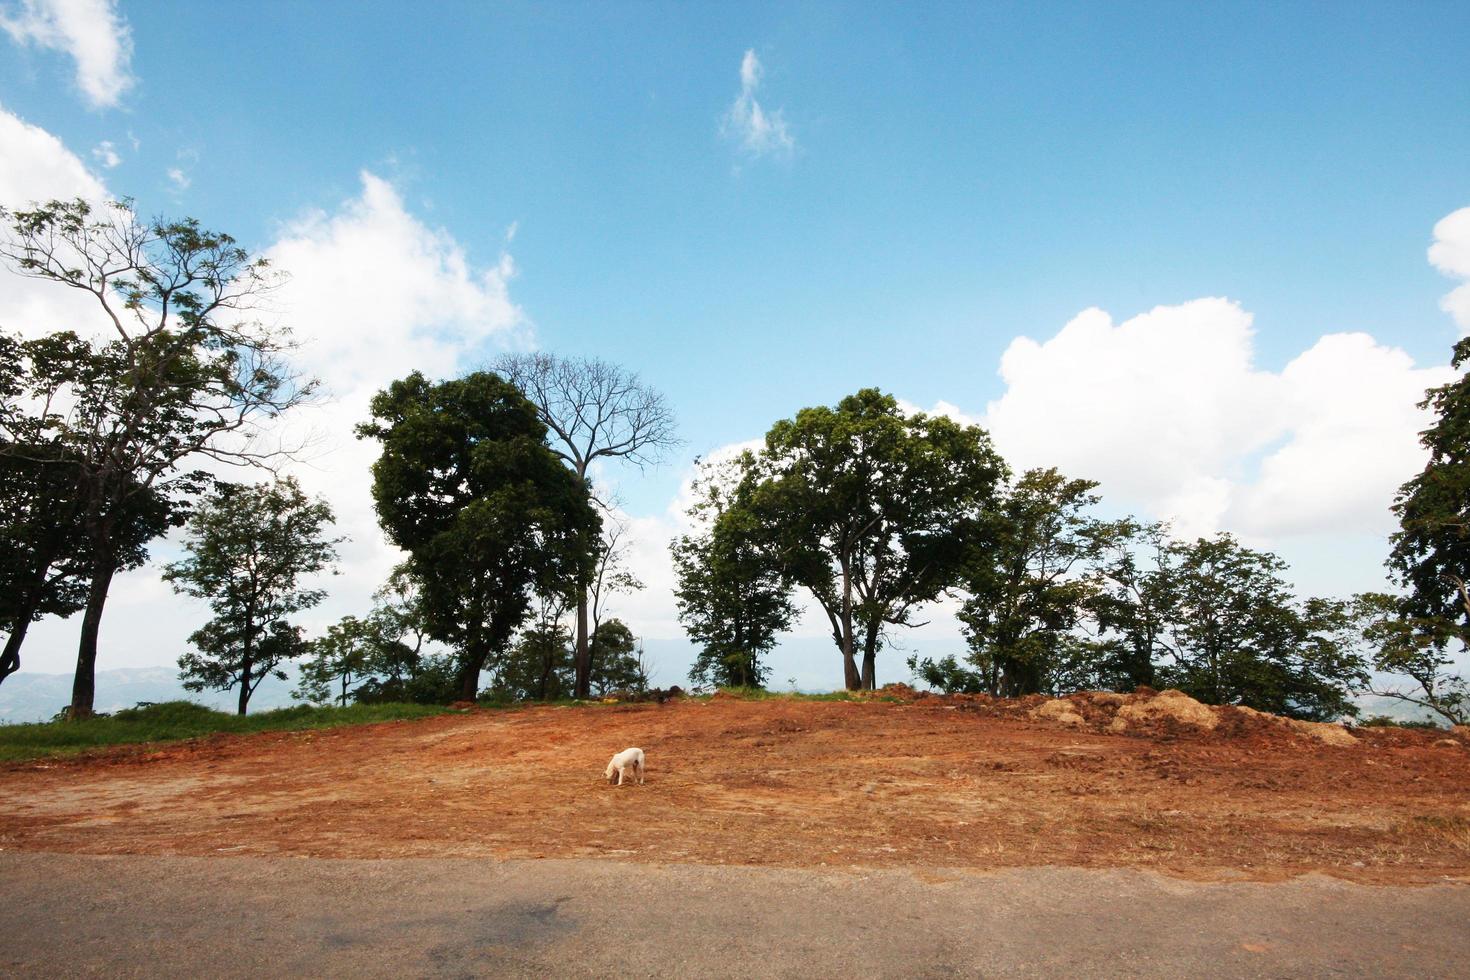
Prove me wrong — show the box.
[0,104,109,339]
[165,166,189,191]
[976,298,1450,541]
[263,171,533,625]
[1429,206,1470,332]
[0,103,106,204]
[90,139,120,168]
[1,0,135,109]
[721,49,795,159]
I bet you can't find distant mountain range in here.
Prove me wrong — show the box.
[0,667,300,724]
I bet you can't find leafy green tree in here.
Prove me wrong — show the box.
[1359,336,1470,723]
[0,331,178,688]
[1352,592,1468,724]
[673,454,796,689]
[296,616,378,706]
[1088,519,1172,691]
[736,390,1005,689]
[0,200,313,716]
[490,622,575,701]
[589,618,649,695]
[298,568,436,706]
[164,478,340,714]
[951,469,1115,696]
[492,353,678,698]
[0,451,88,686]
[1153,535,1364,720]
[358,370,602,701]
[179,618,309,712]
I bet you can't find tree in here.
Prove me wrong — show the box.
[0,450,88,686]
[735,390,1005,689]
[950,468,1116,696]
[491,353,677,698]
[1152,535,1364,720]
[296,567,435,705]
[588,508,645,656]
[164,478,340,714]
[0,200,313,716]
[358,370,602,701]
[1353,592,1469,725]
[1365,336,1470,723]
[673,454,795,689]
[296,616,378,707]
[179,619,308,713]
[1088,519,1172,691]
[491,622,575,701]
[0,331,177,687]
[589,618,649,695]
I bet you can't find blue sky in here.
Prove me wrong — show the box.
[2,1,1469,693]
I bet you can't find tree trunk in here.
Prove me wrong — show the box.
[69,561,117,718]
[0,549,60,689]
[573,590,591,699]
[1,617,32,687]
[237,657,253,715]
[840,557,860,690]
[457,639,488,702]
[538,649,554,700]
[861,621,881,691]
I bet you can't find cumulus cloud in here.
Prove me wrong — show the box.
[977,298,1450,541]
[1430,206,1470,332]
[721,49,795,159]
[165,166,189,191]
[263,171,532,616]
[0,103,106,204]
[0,104,109,339]
[1,0,135,109]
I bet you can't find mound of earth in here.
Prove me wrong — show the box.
[1024,688,1360,745]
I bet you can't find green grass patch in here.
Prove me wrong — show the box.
[0,700,450,762]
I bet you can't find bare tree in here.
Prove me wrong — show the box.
[588,506,645,679]
[0,199,314,716]
[491,353,676,697]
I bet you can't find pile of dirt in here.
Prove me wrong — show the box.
[1026,688,1361,746]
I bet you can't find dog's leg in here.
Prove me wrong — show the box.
[637,762,644,785]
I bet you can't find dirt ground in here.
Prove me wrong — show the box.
[1,694,1468,884]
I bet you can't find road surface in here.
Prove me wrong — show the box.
[1,853,1465,977]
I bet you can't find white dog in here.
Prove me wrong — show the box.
[605,747,645,786]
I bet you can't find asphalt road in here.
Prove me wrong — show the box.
[1,853,1466,977]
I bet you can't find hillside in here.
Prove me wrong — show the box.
[1,691,1466,884]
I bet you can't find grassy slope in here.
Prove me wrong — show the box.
[0,701,450,762]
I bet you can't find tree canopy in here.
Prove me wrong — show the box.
[1355,335,1470,724]
[733,389,1006,689]
[672,453,796,689]
[491,352,677,698]
[0,199,313,715]
[358,370,602,701]
[164,477,340,714]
